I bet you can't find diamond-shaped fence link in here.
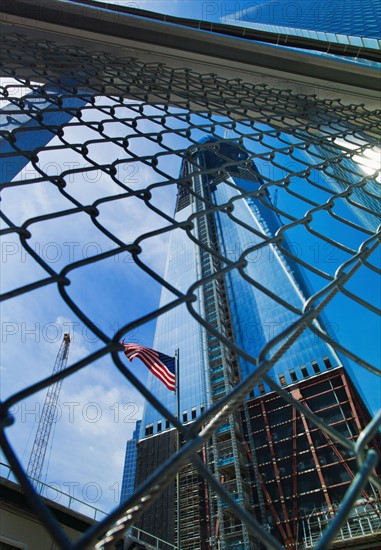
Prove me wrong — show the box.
[0,29,380,550]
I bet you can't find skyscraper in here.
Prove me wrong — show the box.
[132,137,380,549]
[140,136,340,433]
[220,0,380,44]
[120,420,141,503]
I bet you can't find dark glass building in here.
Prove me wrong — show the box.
[214,0,380,55]
[132,137,381,549]
[120,420,141,503]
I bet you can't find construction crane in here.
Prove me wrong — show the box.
[26,333,70,482]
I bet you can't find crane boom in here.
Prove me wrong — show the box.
[26,333,70,482]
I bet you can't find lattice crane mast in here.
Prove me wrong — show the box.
[26,333,70,481]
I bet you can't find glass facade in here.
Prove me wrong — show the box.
[311,140,381,232]
[140,137,340,439]
[221,0,381,67]
[120,420,141,503]
[225,0,381,39]
[102,0,380,41]
[1,89,87,184]
[140,208,209,434]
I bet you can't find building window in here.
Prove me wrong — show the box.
[279,374,287,387]
[300,365,309,378]
[258,383,265,395]
[191,407,197,420]
[183,411,188,423]
[200,404,205,415]
[165,419,170,430]
[290,369,297,382]
[157,421,162,432]
[145,424,153,436]
[323,357,333,369]
[312,361,320,374]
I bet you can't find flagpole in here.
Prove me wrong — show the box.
[175,348,180,550]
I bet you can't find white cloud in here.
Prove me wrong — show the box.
[1,86,180,514]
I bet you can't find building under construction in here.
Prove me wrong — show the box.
[136,366,381,549]
[134,139,381,549]
[243,366,381,548]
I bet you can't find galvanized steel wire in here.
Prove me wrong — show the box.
[0,31,380,550]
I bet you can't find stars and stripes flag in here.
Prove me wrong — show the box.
[122,343,176,391]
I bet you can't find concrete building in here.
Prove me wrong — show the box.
[0,468,105,549]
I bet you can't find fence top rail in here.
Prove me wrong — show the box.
[130,525,177,549]
[0,0,380,103]
[0,462,106,521]
[28,0,381,58]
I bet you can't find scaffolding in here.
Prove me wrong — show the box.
[244,367,381,548]
[299,500,381,548]
[187,149,253,549]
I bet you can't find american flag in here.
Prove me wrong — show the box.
[122,343,176,391]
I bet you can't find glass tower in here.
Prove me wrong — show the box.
[136,137,346,549]
[120,420,141,503]
[140,137,340,437]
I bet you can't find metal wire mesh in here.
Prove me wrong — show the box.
[1,29,380,550]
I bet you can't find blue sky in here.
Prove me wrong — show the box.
[0,89,178,512]
[1,44,380,522]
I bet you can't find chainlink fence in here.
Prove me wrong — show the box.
[1,26,380,550]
